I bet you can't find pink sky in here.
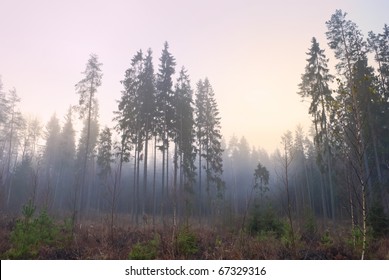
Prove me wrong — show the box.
[0,0,388,151]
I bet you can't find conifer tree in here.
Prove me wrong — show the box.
[173,67,196,223]
[74,54,102,220]
[195,78,224,219]
[298,37,335,220]
[326,9,370,259]
[156,42,176,217]
[117,50,144,224]
[57,107,76,210]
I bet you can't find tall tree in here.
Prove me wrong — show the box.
[117,50,144,224]
[3,89,25,210]
[173,67,196,223]
[57,107,76,211]
[195,78,224,219]
[298,37,335,220]
[74,54,103,221]
[42,114,61,209]
[156,42,176,218]
[326,9,370,259]
[139,49,156,216]
[279,130,297,258]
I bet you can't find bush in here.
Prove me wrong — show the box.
[368,203,389,238]
[302,210,317,241]
[7,201,60,259]
[176,227,198,257]
[247,207,285,238]
[128,235,160,260]
[320,230,333,247]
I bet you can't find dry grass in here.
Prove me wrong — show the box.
[0,214,388,260]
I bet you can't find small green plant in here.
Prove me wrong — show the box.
[368,203,389,238]
[347,227,369,250]
[302,210,317,241]
[7,201,59,259]
[320,230,333,247]
[128,235,160,260]
[247,207,285,238]
[176,227,198,257]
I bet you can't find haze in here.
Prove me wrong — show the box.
[0,0,388,151]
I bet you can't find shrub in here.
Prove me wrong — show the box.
[128,235,160,260]
[301,210,317,241]
[7,201,60,259]
[368,203,389,239]
[176,227,198,257]
[247,207,285,238]
[320,230,333,247]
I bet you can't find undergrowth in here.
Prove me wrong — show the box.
[5,200,65,259]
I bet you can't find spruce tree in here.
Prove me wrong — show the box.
[74,54,102,221]
[298,37,335,220]
[117,50,144,224]
[173,67,196,223]
[195,78,224,219]
[156,42,176,218]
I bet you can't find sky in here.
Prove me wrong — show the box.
[0,0,388,152]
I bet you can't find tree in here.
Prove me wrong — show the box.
[74,53,103,221]
[298,37,335,220]
[43,114,61,171]
[57,107,76,211]
[42,114,61,209]
[195,78,224,220]
[3,89,25,210]
[0,76,7,126]
[253,162,270,201]
[279,130,296,258]
[173,67,196,224]
[97,126,118,238]
[156,42,176,219]
[76,114,99,212]
[326,9,370,259]
[139,49,156,216]
[117,50,144,225]
[368,25,389,98]
[97,127,114,181]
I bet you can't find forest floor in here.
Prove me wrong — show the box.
[1,213,389,260]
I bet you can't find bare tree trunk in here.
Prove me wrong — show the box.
[152,135,157,228]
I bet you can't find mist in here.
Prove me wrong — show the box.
[1,1,389,260]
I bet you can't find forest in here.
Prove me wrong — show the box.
[0,10,389,260]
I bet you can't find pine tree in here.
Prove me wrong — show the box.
[195,78,224,219]
[298,37,335,220]
[3,89,25,210]
[326,9,370,259]
[139,49,156,216]
[117,50,144,224]
[74,53,103,221]
[156,42,176,219]
[97,127,114,181]
[57,107,76,211]
[173,67,196,223]
[42,114,61,209]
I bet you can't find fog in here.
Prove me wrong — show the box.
[2,1,387,152]
[1,0,389,260]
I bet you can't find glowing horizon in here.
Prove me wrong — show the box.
[1,0,387,152]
